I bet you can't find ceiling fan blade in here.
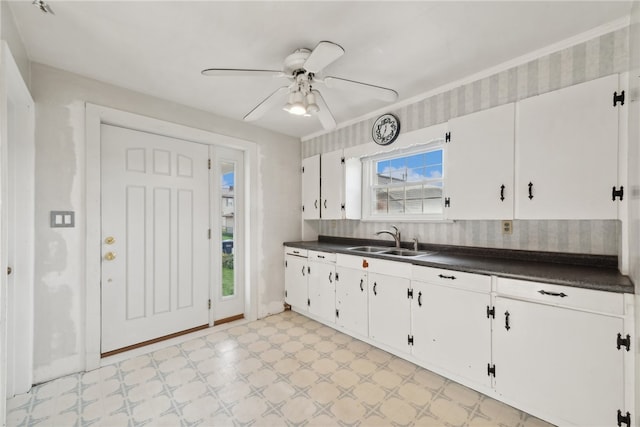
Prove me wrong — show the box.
[243,86,290,122]
[303,41,345,74]
[312,90,337,130]
[323,76,398,103]
[201,68,284,78]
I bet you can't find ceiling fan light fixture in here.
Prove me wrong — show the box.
[305,93,319,114]
[285,90,307,115]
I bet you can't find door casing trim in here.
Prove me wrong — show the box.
[85,104,259,371]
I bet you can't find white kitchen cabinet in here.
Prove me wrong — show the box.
[411,266,492,387]
[302,150,361,220]
[493,278,629,427]
[284,248,309,311]
[445,103,515,220]
[302,155,320,219]
[307,251,336,324]
[515,74,622,219]
[320,149,343,219]
[335,254,368,337]
[368,272,411,354]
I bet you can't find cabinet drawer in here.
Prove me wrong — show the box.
[496,278,624,315]
[284,247,308,257]
[412,265,491,293]
[308,250,336,263]
[367,258,411,278]
[336,253,368,270]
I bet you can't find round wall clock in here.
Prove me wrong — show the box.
[372,113,400,145]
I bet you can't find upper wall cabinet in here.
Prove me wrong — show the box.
[302,155,320,219]
[515,74,623,219]
[303,149,361,220]
[445,103,515,220]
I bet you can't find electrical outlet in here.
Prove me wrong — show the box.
[502,220,513,235]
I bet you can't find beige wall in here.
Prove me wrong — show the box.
[30,63,301,383]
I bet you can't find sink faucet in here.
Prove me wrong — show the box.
[375,225,401,248]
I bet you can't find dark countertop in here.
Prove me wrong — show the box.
[284,236,635,294]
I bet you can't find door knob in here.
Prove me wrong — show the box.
[104,252,116,261]
[105,236,116,245]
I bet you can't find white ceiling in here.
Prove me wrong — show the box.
[8,1,633,139]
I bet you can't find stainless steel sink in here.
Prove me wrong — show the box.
[347,246,390,253]
[381,249,438,258]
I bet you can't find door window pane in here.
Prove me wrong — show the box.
[221,163,235,297]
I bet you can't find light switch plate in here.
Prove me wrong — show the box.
[50,211,75,228]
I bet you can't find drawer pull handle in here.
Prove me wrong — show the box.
[317,255,325,259]
[538,290,567,298]
[528,182,534,200]
[359,279,364,292]
[505,311,511,331]
[328,272,333,283]
[301,266,306,276]
[373,282,377,296]
[438,274,456,280]
[500,184,505,202]
[418,291,422,307]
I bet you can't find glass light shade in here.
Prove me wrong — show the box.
[305,93,319,114]
[287,91,306,115]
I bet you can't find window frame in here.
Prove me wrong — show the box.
[361,141,445,221]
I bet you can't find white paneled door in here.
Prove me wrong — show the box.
[100,124,210,354]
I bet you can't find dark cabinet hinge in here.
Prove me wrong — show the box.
[407,288,413,299]
[408,335,414,346]
[341,157,345,164]
[285,290,287,298]
[617,333,631,351]
[341,203,345,210]
[613,90,625,107]
[336,309,339,319]
[285,260,288,268]
[487,364,496,377]
[208,299,211,309]
[208,159,211,169]
[445,132,451,142]
[307,298,310,307]
[302,205,305,212]
[302,166,305,173]
[486,306,495,319]
[612,186,624,201]
[617,410,631,427]
[444,197,450,208]
[208,229,211,240]
[307,266,310,274]
[335,272,339,281]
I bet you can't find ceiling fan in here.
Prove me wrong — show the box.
[201,41,398,130]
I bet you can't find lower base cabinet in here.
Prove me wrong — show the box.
[335,264,368,337]
[493,295,626,427]
[368,272,411,354]
[411,279,492,388]
[284,248,634,427]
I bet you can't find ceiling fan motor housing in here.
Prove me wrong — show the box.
[283,48,312,75]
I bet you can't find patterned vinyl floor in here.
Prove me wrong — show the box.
[7,311,553,426]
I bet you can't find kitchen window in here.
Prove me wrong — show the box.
[363,143,444,220]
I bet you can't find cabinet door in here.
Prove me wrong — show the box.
[516,74,619,219]
[320,149,344,219]
[335,266,368,337]
[493,296,625,426]
[284,255,308,310]
[302,155,320,219]
[446,103,515,219]
[411,281,491,387]
[368,272,411,354]
[308,261,336,324]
